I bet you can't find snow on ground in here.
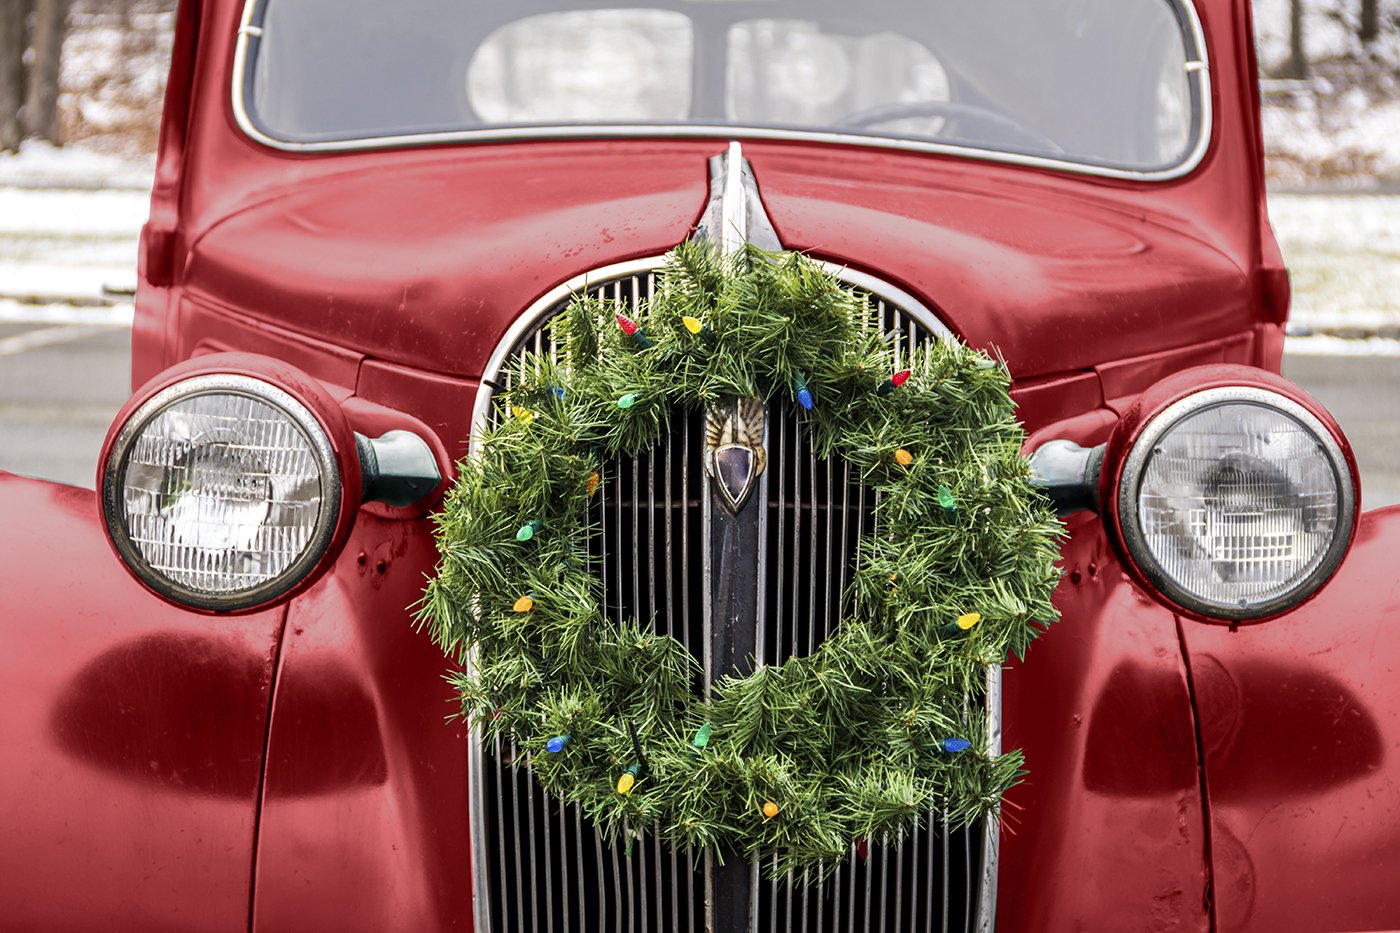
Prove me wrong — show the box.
[0,178,148,300]
[1268,193,1400,333]
[0,300,133,327]
[1286,334,1400,356]
[0,140,153,191]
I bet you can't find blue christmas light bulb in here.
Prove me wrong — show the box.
[941,738,972,754]
[794,374,814,411]
[546,734,571,753]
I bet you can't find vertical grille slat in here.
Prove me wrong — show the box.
[474,268,988,933]
[524,766,540,933]
[942,812,952,931]
[790,426,803,660]
[511,744,527,924]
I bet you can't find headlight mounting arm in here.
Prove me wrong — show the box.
[1029,439,1105,517]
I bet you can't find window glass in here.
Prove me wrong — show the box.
[244,0,1203,173]
[727,22,949,138]
[468,11,692,123]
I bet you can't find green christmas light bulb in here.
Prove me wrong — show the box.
[937,485,957,519]
[692,722,712,750]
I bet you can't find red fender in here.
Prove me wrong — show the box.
[0,472,282,931]
[1181,505,1400,932]
[249,511,472,931]
[999,513,1211,931]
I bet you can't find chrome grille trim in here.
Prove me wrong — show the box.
[469,257,954,442]
[468,262,998,933]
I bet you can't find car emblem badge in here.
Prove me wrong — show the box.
[704,396,767,514]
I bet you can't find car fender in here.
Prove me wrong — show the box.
[999,513,1211,932]
[0,472,283,932]
[249,510,471,932]
[1181,505,1400,932]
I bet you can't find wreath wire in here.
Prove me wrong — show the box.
[418,242,1063,876]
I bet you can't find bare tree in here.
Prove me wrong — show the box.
[1286,0,1309,79]
[0,0,28,152]
[24,0,67,143]
[1359,0,1380,43]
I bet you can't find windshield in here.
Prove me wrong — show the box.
[238,0,1206,175]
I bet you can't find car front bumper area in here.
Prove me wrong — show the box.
[6,464,1400,932]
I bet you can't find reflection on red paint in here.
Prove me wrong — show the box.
[51,632,266,798]
[51,631,387,797]
[1082,661,1200,796]
[1192,655,1382,800]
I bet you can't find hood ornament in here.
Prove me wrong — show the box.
[694,142,780,514]
[704,396,767,514]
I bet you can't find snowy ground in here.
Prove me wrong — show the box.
[1270,193,1400,338]
[0,187,145,303]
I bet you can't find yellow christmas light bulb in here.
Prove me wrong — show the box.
[957,612,981,631]
[894,448,914,467]
[514,595,535,613]
[586,471,601,496]
[762,801,780,819]
[682,316,703,335]
[512,406,536,424]
[617,771,636,794]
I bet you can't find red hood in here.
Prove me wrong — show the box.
[182,140,1253,382]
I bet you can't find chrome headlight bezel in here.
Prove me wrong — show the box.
[101,371,345,613]
[1114,383,1357,621]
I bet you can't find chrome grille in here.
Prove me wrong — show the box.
[473,264,988,933]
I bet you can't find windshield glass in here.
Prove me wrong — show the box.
[241,0,1205,174]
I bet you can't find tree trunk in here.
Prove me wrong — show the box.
[0,0,28,153]
[1286,0,1309,79]
[1360,0,1380,44]
[23,0,66,144]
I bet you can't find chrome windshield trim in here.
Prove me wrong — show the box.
[231,0,1213,183]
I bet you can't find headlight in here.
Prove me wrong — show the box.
[101,366,355,612]
[1105,372,1357,621]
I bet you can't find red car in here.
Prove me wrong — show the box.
[2,1,1391,930]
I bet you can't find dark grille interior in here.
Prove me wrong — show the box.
[476,269,985,933]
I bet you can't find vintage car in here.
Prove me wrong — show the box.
[2,0,1394,930]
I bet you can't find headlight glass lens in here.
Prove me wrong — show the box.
[107,377,339,609]
[1133,398,1349,616]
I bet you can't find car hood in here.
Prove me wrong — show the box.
[184,141,1253,383]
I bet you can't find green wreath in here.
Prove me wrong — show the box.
[419,243,1062,875]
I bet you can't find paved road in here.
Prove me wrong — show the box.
[0,316,131,487]
[1,316,1396,512]
[1282,352,1400,511]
